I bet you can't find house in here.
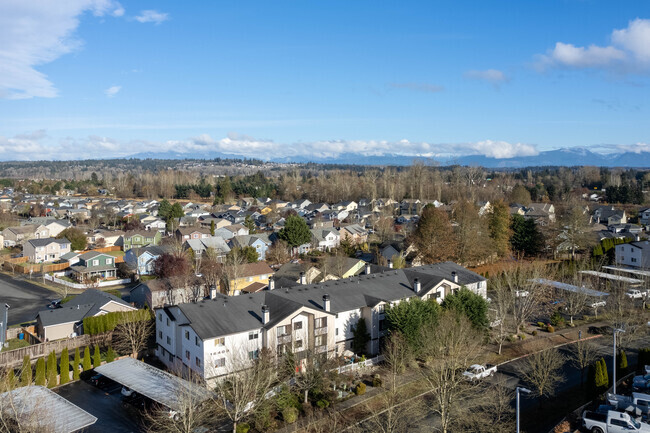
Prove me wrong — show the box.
[311,228,340,251]
[184,237,231,262]
[154,262,486,380]
[224,262,275,296]
[640,208,650,226]
[229,234,271,260]
[339,224,369,244]
[119,230,162,250]
[273,262,322,286]
[23,238,71,263]
[140,216,166,232]
[2,225,40,247]
[222,224,249,237]
[70,251,118,282]
[130,277,205,309]
[524,203,556,225]
[593,206,627,226]
[23,218,72,237]
[35,289,136,341]
[199,217,231,230]
[175,227,212,242]
[616,241,650,268]
[124,245,171,276]
[319,257,367,280]
[89,229,124,247]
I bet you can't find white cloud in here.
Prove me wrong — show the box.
[104,85,121,98]
[615,142,650,154]
[464,69,509,86]
[0,0,124,99]
[135,10,169,24]
[467,140,538,159]
[389,82,444,93]
[0,130,48,158]
[537,18,650,72]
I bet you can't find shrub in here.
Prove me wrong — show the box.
[532,330,538,337]
[519,334,526,340]
[355,382,366,396]
[507,335,516,343]
[274,385,301,411]
[373,375,383,388]
[550,312,565,327]
[547,325,555,333]
[316,399,330,409]
[619,349,628,373]
[537,322,546,329]
[235,423,250,433]
[554,421,571,433]
[282,407,299,424]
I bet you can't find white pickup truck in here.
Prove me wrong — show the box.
[463,364,497,381]
[607,392,650,417]
[583,409,650,433]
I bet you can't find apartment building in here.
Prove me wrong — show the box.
[155,262,486,381]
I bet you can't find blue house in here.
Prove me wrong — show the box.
[228,234,271,260]
[124,245,171,276]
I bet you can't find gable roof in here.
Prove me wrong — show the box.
[26,237,70,248]
[37,289,134,327]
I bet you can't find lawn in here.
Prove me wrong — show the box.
[6,338,30,351]
[106,251,125,257]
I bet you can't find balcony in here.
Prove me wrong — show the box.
[277,334,292,344]
[315,345,328,354]
[314,326,328,336]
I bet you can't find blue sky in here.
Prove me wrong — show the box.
[1,0,650,160]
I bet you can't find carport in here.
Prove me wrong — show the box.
[579,270,643,286]
[531,278,610,298]
[94,357,213,412]
[0,385,97,433]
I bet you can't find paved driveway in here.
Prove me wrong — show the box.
[0,273,60,325]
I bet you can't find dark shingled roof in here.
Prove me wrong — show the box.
[36,289,134,327]
[172,262,485,340]
[26,238,70,248]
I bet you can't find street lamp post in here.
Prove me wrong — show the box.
[0,303,9,350]
[613,327,625,395]
[516,386,531,433]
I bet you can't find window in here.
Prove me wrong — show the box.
[215,358,225,368]
[315,317,327,329]
[195,357,201,367]
[377,304,385,313]
[248,331,258,340]
[633,258,638,263]
[92,259,99,266]
[335,328,339,336]
[168,352,174,362]
[158,331,162,339]
[379,319,385,331]
[166,318,170,326]
[248,350,259,360]
[295,339,303,349]
[185,331,190,340]
[195,336,200,347]
[611,420,627,428]
[294,321,303,330]
[214,337,225,346]
[158,313,162,322]
[185,350,190,360]
[166,336,171,345]
[315,335,326,346]
[247,277,253,282]
[106,258,112,264]
[277,325,291,336]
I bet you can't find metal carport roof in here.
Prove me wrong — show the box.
[0,386,97,433]
[531,278,610,298]
[94,357,213,412]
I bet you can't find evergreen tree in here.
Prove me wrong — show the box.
[93,345,101,368]
[619,349,628,374]
[158,199,172,220]
[83,347,92,371]
[244,215,256,234]
[210,220,215,236]
[35,358,46,386]
[488,200,511,259]
[6,368,16,390]
[441,287,489,328]
[20,355,32,386]
[46,351,57,388]
[351,317,370,355]
[278,215,311,248]
[510,214,543,256]
[600,358,609,388]
[73,348,81,380]
[106,346,116,363]
[412,205,457,263]
[385,298,441,353]
[59,348,70,385]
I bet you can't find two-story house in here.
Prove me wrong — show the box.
[155,261,486,381]
[124,245,171,275]
[119,230,161,250]
[224,262,274,296]
[175,227,212,242]
[593,206,627,226]
[23,238,71,263]
[184,237,231,262]
[229,234,271,260]
[615,241,650,269]
[311,228,340,251]
[70,251,118,281]
[339,224,368,244]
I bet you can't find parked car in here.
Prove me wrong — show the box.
[463,364,497,381]
[89,374,114,388]
[121,386,136,398]
[582,408,650,432]
[633,374,650,391]
[47,300,62,309]
[626,290,647,299]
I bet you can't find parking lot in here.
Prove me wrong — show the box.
[55,377,144,432]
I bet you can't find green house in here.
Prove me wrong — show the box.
[70,251,117,282]
[120,230,162,250]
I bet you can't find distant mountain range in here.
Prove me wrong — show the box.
[128,147,650,168]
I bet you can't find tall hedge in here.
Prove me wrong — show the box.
[46,351,57,388]
[73,348,81,380]
[619,349,628,374]
[93,345,101,368]
[34,358,46,387]
[59,348,70,385]
[106,346,116,363]
[20,355,32,386]
[83,309,151,336]
[83,347,92,371]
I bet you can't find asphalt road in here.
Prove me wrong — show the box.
[56,379,144,433]
[0,272,60,325]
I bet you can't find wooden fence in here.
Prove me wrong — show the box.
[0,332,113,368]
[2,246,124,274]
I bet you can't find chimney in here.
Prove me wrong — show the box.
[388,260,393,269]
[268,276,275,291]
[413,278,421,293]
[261,305,270,325]
[322,294,330,312]
[210,287,217,299]
[299,271,306,285]
[365,262,371,275]
[451,271,458,283]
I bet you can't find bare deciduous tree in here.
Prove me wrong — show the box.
[570,339,598,388]
[113,317,154,359]
[518,347,564,399]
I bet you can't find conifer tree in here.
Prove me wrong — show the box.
[35,358,46,386]
[73,347,81,380]
[46,351,57,388]
[59,348,70,385]
[106,346,116,363]
[93,345,101,368]
[20,355,32,386]
[83,347,92,371]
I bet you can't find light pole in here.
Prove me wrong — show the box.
[613,327,625,395]
[0,303,9,349]
[516,386,531,433]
